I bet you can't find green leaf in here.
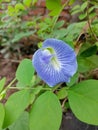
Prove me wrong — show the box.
[69,0,75,5]
[32,0,38,5]
[71,9,81,15]
[57,87,68,99]
[54,20,65,29]
[65,22,86,40]
[31,86,43,95]
[9,112,29,130]
[53,29,67,38]
[0,103,5,129]
[15,3,25,13]
[71,5,80,12]
[29,91,62,130]
[88,6,95,13]
[68,80,98,125]
[67,72,79,87]
[3,89,30,128]
[23,0,32,7]
[12,31,35,43]
[81,1,88,11]
[0,77,6,92]
[46,0,62,16]
[80,45,97,57]
[71,5,81,15]
[7,5,15,16]
[79,13,87,20]
[78,55,98,72]
[16,59,34,86]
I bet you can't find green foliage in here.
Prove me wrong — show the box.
[80,45,97,57]
[71,1,96,20]
[0,1,37,55]
[57,87,68,99]
[0,0,98,129]
[16,59,35,86]
[67,72,79,87]
[68,80,98,125]
[37,17,67,40]
[23,0,32,7]
[9,112,29,130]
[78,55,98,73]
[29,91,62,130]
[3,89,30,128]
[0,103,5,129]
[0,78,6,92]
[46,0,62,16]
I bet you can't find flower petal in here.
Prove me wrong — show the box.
[43,38,77,76]
[32,49,70,86]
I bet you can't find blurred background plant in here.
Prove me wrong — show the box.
[0,0,98,76]
[0,0,98,130]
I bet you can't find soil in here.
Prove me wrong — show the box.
[0,55,17,85]
[60,111,98,130]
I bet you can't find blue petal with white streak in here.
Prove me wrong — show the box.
[32,38,77,87]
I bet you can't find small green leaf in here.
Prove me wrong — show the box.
[29,91,62,130]
[71,9,81,15]
[88,6,95,13]
[16,59,34,86]
[12,31,35,43]
[0,103,5,129]
[67,72,79,87]
[9,112,29,130]
[15,3,25,13]
[23,0,32,7]
[46,0,62,16]
[71,5,80,12]
[57,87,68,99]
[32,0,38,5]
[7,5,15,16]
[69,0,75,5]
[81,1,87,11]
[95,42,98,46]
[3,89,30,128]
[80,45,97,57]
[53,29,67,38]
[78,55,98,72]
[0,77,6,92]
[54,20,65,29]
[79,13,87,20]
[71,5,81,15]
[32,86,43,95]
[68,80,98,125]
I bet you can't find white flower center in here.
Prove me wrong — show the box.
[41,48,61,71]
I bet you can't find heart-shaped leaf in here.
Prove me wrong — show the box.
[68,80,98,125]
[29,91,62,130]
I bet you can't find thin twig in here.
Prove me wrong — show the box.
[87,0,98,41]
[1,58,20,63]
[62,98,68,110]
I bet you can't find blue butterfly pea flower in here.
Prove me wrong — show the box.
[32,38,77,87]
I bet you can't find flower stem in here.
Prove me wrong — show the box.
[0,78,16,100]
[52,83,62,92]
[8,86,52,91]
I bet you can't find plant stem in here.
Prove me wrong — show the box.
[52,83,62,92]
[0,77,16,100]
[8,86,52,91]
[6,77,17,90]
[51,0,69,31]
[87,0,98,41]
